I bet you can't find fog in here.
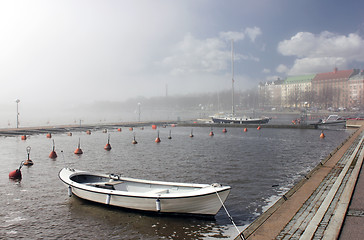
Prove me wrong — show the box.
[1,0,363,127]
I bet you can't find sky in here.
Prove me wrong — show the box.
[1,0,364,125]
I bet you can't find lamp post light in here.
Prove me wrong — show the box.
[138,103,141,122]
[304,102,308,124]
[15,99,20,128]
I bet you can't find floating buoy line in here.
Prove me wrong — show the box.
[155,131,161,143]
[74,138,83,155]
[320,130,325,139]
[209,127,214,136]
[9,161,24,180]
[24,146,33,166]
[104,134,112,151]
[168,130,172,139]
[132,133,138,144]
[49,139,57,159]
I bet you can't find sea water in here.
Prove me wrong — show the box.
[0,126,354,239]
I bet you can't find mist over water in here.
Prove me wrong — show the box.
[1,126,354,239]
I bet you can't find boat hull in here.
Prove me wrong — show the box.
[59,168,230,216]
[316,120,346,129]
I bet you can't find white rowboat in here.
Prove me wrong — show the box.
[59,168,231,216]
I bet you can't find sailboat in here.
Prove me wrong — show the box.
[211,40,270,124]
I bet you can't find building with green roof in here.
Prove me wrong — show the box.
[282,74,316,107]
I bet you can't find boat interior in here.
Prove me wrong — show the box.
[70,174,202,194]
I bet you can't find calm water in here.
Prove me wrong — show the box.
[0,126,354,239]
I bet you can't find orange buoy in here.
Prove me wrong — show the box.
[171,124,176,127]
[132,134,138,144]
[320,131,325,139]
[23,146,34,166]
[129,127,133,131]
[49,140,57,159]
[190,129,194,138]
[104,134,112,151]
[152,125,157,130]
[74,138,83,154]
[222,128,227,133]
[46,133,52,138]
[9,169,22,179]
[117,128,122,132]
[86,130,91,135]
[9,162,24,180]
[257,126,261,130]
[244,128,248,132]
[21,135,27,140]
[155,131,161,143]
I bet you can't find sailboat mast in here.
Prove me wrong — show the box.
[231,39,235,116]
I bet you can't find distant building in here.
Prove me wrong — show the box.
[258,79,284,109]
[282,74,315,108]
[258,68,364,110]
[312,68,358,109]
[348,70,364,109]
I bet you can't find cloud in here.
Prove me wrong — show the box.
[159,28,262,75]
[245,27,262,42]
[276,64,289,73]
[219,31,245,41]
[289,57,347,75]
[277,31,364,74]
[262,68,271,74]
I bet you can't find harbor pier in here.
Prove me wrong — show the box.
[236,121,364,239]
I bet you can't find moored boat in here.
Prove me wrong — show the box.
[212,115,270,124]
[315,115,346,128]
[59,168,231,216]
[211,40,270,125]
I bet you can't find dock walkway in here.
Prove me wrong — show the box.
[237,126,364,240]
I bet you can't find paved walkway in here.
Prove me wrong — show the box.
[339,151,364,239]
[236,126,364,240]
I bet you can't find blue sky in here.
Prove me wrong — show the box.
[0,0,364,124]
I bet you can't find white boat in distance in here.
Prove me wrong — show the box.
[59,168,231,216]
[212,115,270,124]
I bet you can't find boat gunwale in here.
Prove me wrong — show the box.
[59,168,231,199]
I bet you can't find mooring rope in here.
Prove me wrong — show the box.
[214,187,245,240]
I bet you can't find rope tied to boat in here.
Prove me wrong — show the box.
[213,186,245,240]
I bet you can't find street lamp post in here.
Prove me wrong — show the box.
[138,103,141,122]
[15,99,20,128]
